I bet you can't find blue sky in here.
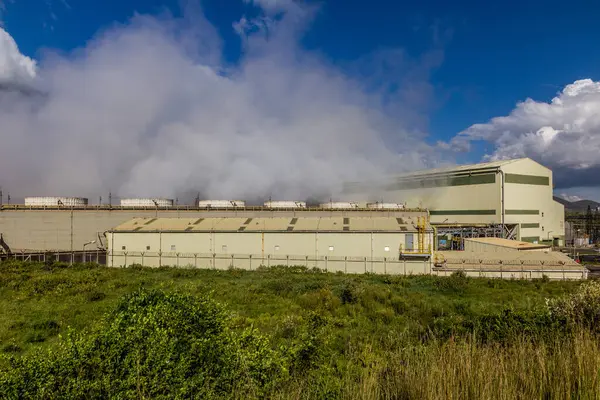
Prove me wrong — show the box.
[1,0,600,201]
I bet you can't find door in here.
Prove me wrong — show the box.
[405,234,414,252]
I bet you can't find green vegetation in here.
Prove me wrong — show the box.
[1,261,599,398]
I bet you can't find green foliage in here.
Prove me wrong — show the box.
[0,288,285,399]
[436,270,469,293]
[547,280,600,330]
[0,261,597,398]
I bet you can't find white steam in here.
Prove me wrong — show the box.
[0,3,437,203]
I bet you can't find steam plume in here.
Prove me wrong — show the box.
[0,1,438,203]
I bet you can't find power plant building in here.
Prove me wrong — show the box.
[106,216,434,273]
[344,157,565,246]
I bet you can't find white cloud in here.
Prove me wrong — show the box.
[450,79,600,188]
[0,27,36,84]
[0,5,440,203]
[559,193,583,203]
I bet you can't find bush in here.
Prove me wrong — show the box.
[436,271,469,293]
[547,280,600,330]
[0,289,287,399]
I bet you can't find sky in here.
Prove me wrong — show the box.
[0,0,599,203]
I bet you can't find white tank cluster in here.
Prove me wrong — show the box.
[264,200,307,209]
[120,198,174,207]
[24,197,89,206]
[198,200,246,208]
[366,202,405,210]
[319,201,359,209]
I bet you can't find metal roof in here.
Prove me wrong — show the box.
[110,217,426,233]
[464,237,551,250]
[395,158,527,178]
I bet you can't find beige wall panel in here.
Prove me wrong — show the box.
[0,209,428,251]
[500,159,551,177]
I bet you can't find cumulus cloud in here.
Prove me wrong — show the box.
[0,27,36,85]
[0,2,441,204]
[449,79,600,189]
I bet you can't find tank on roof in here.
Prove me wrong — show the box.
[319,201,359,209]
[120,198,174,207]
[264,200,307,209]
[366,202,405,210]
[198,200,246,208]
[24,197,88,206]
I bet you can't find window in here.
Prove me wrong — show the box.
[146,246,151,251]
[328,246,334,251]
[274,245,280,251]
[384,246,390,252]
[170,245,176,251]
[121,245,126,250]
[542,226,544,231]
[542,212,544,217]
[221,245,227,252]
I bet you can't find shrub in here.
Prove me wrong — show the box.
[436,270,469,293]
[0,289,286,398]
[547,280,600,330]
[339,281,360,305]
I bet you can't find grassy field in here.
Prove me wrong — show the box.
[1,261,599,398]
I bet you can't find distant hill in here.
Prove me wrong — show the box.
[554,196,600,212]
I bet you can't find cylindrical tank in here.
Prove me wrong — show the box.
[366,202,405,210]
[319,201,359,209]
[120,198,174,207]
[264,200,307,209]
[198,200,246,208]
[24,197,88,206]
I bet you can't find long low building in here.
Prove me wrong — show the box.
[0,208,428,252]
[344,157,565,246]
[106,216,434,274]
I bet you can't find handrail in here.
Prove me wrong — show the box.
[0,204,428,212]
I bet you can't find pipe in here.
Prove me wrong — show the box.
[498,168,505,238]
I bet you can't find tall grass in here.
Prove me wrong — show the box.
[1,261,600,398]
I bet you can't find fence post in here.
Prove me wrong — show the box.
[325,256,328,272]
[267,254,271,268]
[287,255,289,267]
[364,257,367,274]
[194,254,198,268]
[344,256,347,274]
[384,257,387,275]
[249,254,252,270]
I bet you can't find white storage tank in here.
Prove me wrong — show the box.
[24,197,88,206]
[319,201,359,209]
[198,200,246,208]
[366,202,405,210]
[120,198,174,207]
[264,200,307,209]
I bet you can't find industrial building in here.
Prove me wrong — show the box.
[0,158,569,279]
[344,157,565,246]
[106,216,434,274]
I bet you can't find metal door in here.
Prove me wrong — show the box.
[405,234,414,252]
